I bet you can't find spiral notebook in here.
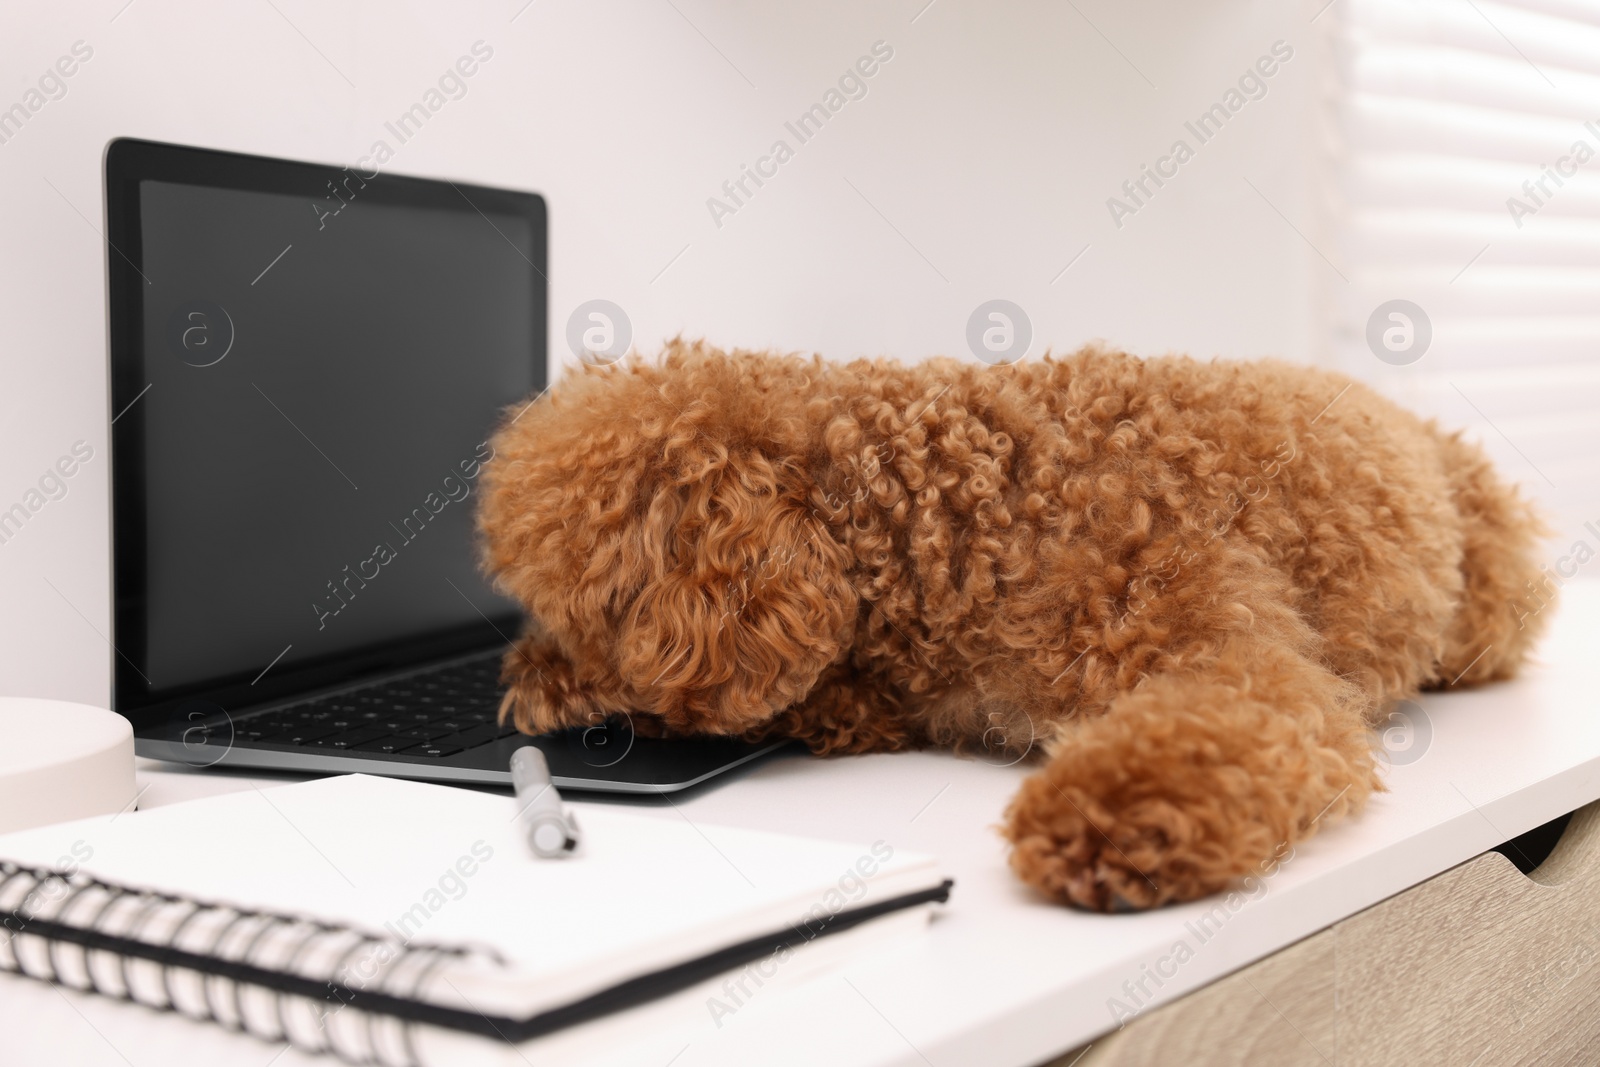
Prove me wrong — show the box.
[0,774,950,1065]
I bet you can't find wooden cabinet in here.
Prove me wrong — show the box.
[1050,801,1600,1067]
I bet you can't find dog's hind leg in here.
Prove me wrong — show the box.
[1002,544,1379,911]
[1428,428,1552,688]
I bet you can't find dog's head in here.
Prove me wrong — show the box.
[478,342,857,740]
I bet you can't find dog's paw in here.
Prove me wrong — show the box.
[1001,752,1280,912]
[498,634,603,736]
[1005,778,1191,911]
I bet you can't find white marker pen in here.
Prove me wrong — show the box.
[510,746,582,858]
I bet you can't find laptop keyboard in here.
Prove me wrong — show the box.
[236,654,521,759]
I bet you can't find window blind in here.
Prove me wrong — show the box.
[1327,0,1600,551]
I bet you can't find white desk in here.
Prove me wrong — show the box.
[8,582,1600,1067]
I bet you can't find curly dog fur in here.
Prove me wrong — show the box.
[477,339,1550,911]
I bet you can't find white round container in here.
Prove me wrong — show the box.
[0,698,138,835]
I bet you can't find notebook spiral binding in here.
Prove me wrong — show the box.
[0,860,505,1066]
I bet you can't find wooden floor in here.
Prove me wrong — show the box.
[1047,800,1600,1066]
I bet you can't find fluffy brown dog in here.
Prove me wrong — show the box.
[478,340,1548,911]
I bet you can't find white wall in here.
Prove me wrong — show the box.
[0,0,1323,706]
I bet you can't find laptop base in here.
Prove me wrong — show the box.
[133,731,792,794]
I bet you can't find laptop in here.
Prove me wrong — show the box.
[104,138,785,793]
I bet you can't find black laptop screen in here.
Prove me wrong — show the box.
[110,145,544,713]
